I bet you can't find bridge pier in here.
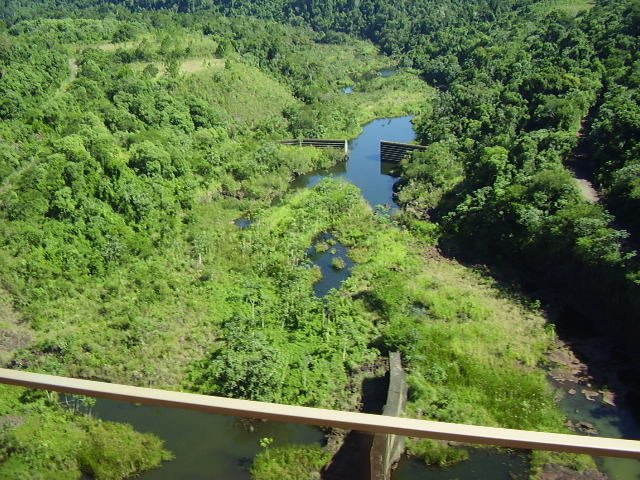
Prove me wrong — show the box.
[370,352,408,480]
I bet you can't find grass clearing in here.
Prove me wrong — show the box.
[181,60,299,124]
[179,57,225,74]
[531,0,595,16]
[349,71,436,128]
[94,40,138,51]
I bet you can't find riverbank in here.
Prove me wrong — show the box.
[197,176,592,479]
[241,113,632,478]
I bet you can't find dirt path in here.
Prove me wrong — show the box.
[69,58,78,81]
[567,108,601,204]
[569,162,600,204]
[0,289,35,366]
[58,58,78,93]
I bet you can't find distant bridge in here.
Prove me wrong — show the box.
[380,141,427,163]
[280,138,348,154]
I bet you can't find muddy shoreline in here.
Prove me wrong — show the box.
[547,332,640,479]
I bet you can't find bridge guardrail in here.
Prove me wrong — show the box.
[0,368,639,459]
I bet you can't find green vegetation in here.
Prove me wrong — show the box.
[185,182,379,408]
[251,444,331,480]
[331,257,346,270]
[407,439,469,467]
[0,0,637,479]
[0,385,171,479]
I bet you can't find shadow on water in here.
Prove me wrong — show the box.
[380,160,402,177]
[322,374,390,480]
[393,449,530,480]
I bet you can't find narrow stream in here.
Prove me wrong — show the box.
[559,383,640,479]
[92,116,638,479]
[307,233,354,298]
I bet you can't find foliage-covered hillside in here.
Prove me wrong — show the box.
[0,0,638,479]
[583,0,640,236]
[397,0,640,369]
[26,0,634,368]
[0,8,433,478]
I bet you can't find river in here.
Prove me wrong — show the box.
[91,399,324,480]
[291,115,415,210]
[92,116,638,480]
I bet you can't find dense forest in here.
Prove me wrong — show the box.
[0,0,638,479]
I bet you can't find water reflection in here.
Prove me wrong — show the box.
[380,160,402,177]
[292,116,415,210]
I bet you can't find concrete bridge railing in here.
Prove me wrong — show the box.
[0,368,639,460]
[280,139,348,154]
[380,141,427,163]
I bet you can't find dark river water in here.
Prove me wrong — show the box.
[307,233,354,298]
[91,399,324,480]
[92,116,639,479]
[558,383,640,479]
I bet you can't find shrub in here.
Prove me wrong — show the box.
[251,445,330,480]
